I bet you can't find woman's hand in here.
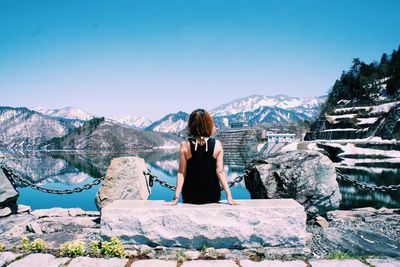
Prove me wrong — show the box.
[227,196,240,205]
[164,196,179,206]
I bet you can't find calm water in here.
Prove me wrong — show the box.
[5,150,250,211]
[4,150,399,210]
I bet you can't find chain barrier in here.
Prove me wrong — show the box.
[2,154,399,195]
[335,168,400,192]
[0,162,105,195]
[143,159,261,192]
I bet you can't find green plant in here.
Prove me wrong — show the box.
[175,251,186,261]
[0,242,5,252]
[59,241,85,257]
[100,237,126,258]
[88,240,100,256]
[200,241,209,252]
[326,251,354,260]
[20,237,46,253]
[30,239,46,253]
[20,237,31,252]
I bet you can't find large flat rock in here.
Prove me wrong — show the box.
[0,252,21,266]
[181,260,238,267]
[241,260,306,267]
[96,156,150,209]
[101,199,307,249]
[7,253,69,267]
[68,256,128,267]
[131,259,177,267]
[308,259,367,267]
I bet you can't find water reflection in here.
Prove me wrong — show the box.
[6,150,250,211]
[337,165,400,209]
[5,150,399,211]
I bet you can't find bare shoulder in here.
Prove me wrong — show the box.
[214,139,223,150]
[213,139,223,158]
[179,140,190,152]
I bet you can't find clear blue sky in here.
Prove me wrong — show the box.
[1,0,399,120]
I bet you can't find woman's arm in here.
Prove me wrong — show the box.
[215,141,239,205]
[165,141,187,205]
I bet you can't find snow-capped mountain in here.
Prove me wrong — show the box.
[210,95,325,117]
[111,115,152,129]
[220,105,312,125]
[0,107,77,150]
[146,111,189,134]
[147,95,326,134]
[31,106,93,121]
[44,117,181,150]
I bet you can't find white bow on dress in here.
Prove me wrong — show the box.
[194,136,209,152]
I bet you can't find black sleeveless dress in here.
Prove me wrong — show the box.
[182,137,221,204]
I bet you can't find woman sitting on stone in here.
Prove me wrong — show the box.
[166,108,239,206]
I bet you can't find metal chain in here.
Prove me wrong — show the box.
[143,161,258,192]
[0,162,105,194]
[336,168,400,192]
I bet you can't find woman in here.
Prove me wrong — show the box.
[166,108,239,206]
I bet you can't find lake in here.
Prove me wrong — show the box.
[3,150,399,210]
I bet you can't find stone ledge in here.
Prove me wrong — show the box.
[101,199,307,249]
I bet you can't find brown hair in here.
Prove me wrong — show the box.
[188,109,216,138]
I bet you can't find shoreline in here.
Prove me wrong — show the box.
[1,204,399,261]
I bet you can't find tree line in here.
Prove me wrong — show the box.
[324,46,400,111]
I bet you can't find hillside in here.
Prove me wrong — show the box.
[147,95,325,134]
[0,107,79,150]
[306,46,400,141]
[31,106,94,121]
[43,117,181,150]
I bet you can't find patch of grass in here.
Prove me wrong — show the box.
[325,251,385,265]
[326,251,355,260]
[88,240,101,257]
[0,242,5,252]
[30,239,46,253]
[20,237,46,253]
[59,241,85,257]
[100,236,126,258]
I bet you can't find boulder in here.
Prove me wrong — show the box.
[245,150,341,218]
[96,157,150,209]
[7,253,69,267]
[0,168,19,207]
[101,199,308,249]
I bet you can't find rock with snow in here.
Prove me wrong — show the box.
[245,150,341,218]
[0,168,19,206]
[96,157,150,209]
[101,199,308,249]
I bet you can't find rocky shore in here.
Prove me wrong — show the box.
[1,204,399,262]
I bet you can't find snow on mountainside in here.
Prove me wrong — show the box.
[111,115,152,129]
[210,94,325,116]
[0,107,77,150]
[146,111,189,134]
[148,95,326,133]
[44,118,180,150]
[31,106,93,121]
